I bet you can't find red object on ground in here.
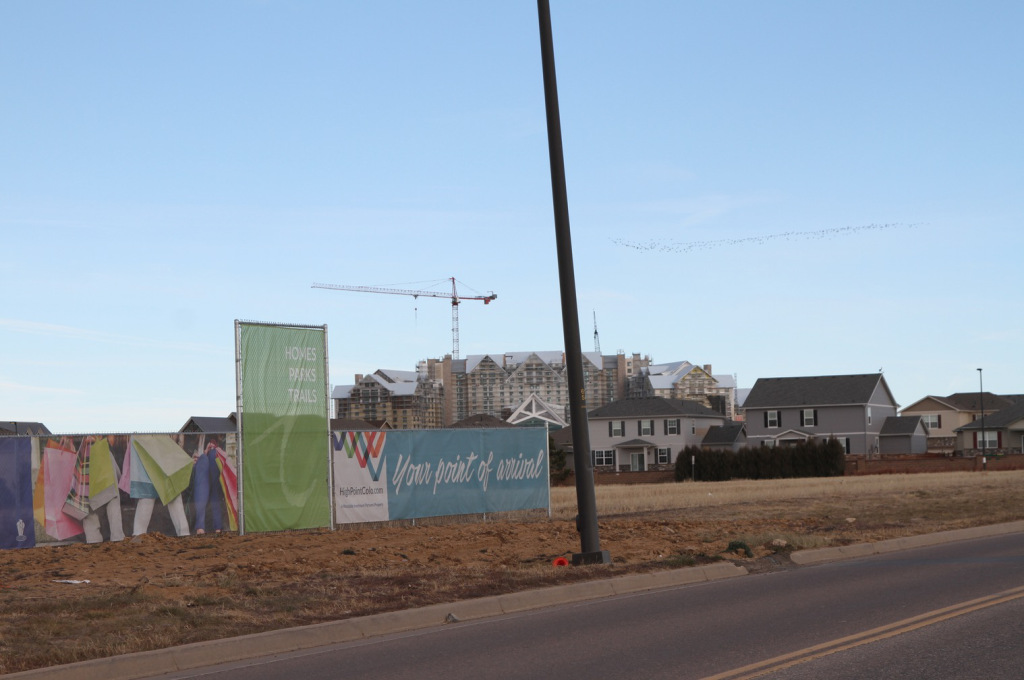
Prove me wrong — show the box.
[552,557,570,567]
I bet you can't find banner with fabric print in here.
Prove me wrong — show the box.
[331,428,549,523]
[8,432,239,549]
[236,322,331,533]
[0,437,35,549]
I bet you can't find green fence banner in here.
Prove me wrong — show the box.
[237,322,331,532]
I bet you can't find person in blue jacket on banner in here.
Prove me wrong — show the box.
[190,434,224,534]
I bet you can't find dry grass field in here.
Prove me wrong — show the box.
[3,471,1024,674]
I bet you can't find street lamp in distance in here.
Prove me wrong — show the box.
[978,368,986,467]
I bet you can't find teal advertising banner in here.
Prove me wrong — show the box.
[332,428,549,523]
[237,322,331,533]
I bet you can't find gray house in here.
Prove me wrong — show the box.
[585,397,727,471]
[878,415,929,454]
[743,374,898,455]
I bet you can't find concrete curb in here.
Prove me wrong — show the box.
[7,563,746,680]
[13,521,1024,680]
[789,519,1024,566]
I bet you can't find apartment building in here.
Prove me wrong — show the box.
[627,360,737,419]
[440,351,649,427]
[331,365,444,430]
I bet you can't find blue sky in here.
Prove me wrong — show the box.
[3,1,1022,433]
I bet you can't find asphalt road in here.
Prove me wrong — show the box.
[152,531,1024,680]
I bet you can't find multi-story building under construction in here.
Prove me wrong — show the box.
[332,351,649,429]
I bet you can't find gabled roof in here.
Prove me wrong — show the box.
[744,374,893,409]
[374,368,418,384]
[179,413,237,433]
[0,421,51,435]
[766,428,815,439]
[942,392,1015,412]
[642,360,693,377]
[901,392,1015,414]
[702,423,746,445]
[450,413,516,429]
[507,392,567,428]
[713,374,737,389]
[549,425,573,450]
[332,384,355,399]
[879,415,925,436]
[616,438,656,448]
[329,417,379,431]
[956,400,1024,431]
[463,351,602,375]
[589,397,723,419]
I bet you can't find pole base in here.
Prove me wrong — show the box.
[572,550,612,566]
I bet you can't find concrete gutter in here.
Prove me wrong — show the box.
[7,562,745,680]
[789,519,1024,566]
[11,520,1024,680]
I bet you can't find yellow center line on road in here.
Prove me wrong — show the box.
[702,584,1024,680]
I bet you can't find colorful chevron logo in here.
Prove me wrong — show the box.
[334,431,386,482]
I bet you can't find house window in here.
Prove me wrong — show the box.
[867,407,872,425]
[610,420,625,437]
[639,419,654,436]
[978,431,998,449]
[921,414,941,430]
[761,439,776,448]
[802,409,818,427]
[592,450,614,466]
[691,421,696,435]
[665,419,680,435]
[656,447,671,464]
[766,410,780,428]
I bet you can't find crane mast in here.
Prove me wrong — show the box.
[311,277,496,360]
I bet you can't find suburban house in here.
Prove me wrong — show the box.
[179,413,237,433]
[0,421,51,436]
[743,373,899,455]
[954,399,1024,455]
[878,415,929,455]
[584,397,728,472]
[900,392,1019,454]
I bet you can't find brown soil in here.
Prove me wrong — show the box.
[3,485,1023,674]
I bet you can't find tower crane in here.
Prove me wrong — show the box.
[311,277,496,360]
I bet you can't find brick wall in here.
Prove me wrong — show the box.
[845,454,1024,475]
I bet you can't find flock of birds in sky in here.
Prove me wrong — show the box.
[612,222,920,254]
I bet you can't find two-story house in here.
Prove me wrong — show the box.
[900,392,1017,454]
[743,373,898,454]
[586,397,727,472]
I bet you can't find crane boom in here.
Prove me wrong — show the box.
[311,277,496,359]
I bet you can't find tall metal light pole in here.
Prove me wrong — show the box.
[978,368,986,464]
[537,0,609,565]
